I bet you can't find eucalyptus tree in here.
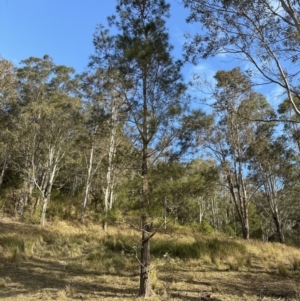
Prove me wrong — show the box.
[89,0,196,296]
[278,98,300,154]
[177,159,219,225]
[248,136,294,243]
[183,0,300,116]
[277,98,300,241]
[204,68,275,239]
[186,159,223,228]
[0,57,17,100]
[248,99,289,242]
[16,56,82,225]
[77,73,108,225]
[0,58,18,188]
[78,67,130,228]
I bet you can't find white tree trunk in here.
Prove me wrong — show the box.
[0,156,8,188]
[103,104,117,231]
[81,145,94,224]
[39,146,60,226]
[40,163,57,226]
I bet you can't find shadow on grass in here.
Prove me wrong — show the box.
[1,220,299,300]
[159,269,299,300]
[221,271,298,299]
[170,292,221,301]
[0,257,138,299]
[0,220,53,237]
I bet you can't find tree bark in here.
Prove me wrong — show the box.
[103,104,117,231]
[40,151,57,226]
[0,156,8,188]
[139,216,153,297]
[273,213,285,244]
[227,174,250,240]
[81,145,94,224]
[138,66,154,297]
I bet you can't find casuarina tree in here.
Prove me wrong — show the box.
[89,0,194,296]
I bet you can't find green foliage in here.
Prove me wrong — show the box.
[22,205,42,224]
[199,220,214,234]
[12,55,83,224]
[248,204,262,239]
[101,208,121,225]
[47,197,69,220]
[223,225,235,237]
[214,68,251,91]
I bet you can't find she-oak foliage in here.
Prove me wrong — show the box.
[89,0,205,297]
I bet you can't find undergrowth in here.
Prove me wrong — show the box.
[151,238,246,261]
[0,219,300,279]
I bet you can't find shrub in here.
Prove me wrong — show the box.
[223,225,235,237]
[200,220,214,234]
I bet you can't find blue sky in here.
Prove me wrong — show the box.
[0,0,195,73]
[0,0,284,108]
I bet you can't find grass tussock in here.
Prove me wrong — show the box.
[0,233,42,261]
[277,263,290,277]
[291,257,300,272]
[0,278,6,289]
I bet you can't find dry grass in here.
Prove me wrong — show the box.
[0,218,299,300]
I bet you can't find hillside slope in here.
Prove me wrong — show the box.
[0,218,299,300]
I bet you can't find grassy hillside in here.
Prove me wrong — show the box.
[0,218,299,300]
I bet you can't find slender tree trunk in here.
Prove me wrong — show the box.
[34,171,48,214]
[139,72,153,297]
[103,104,117,231]
[40,163,57,226]
[198,196,204,224]
[273,213,285,243]
[241,206,250,240]
[18,173,34,215]
[109,177,115,210]
[164,198,167,230]
[265,174,285,244]
[271,203,285,243]
[139,169,153,296]
[81,145,94,224]
[211,195,218,229]
[40,195,49,226]
[0,156,8,188]
[139,167,153,297]
[139,217,152,297]
[227,174,250,240]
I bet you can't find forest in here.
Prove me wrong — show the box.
[1,0,300,299]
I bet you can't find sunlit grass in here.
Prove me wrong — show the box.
[0,218,300,300]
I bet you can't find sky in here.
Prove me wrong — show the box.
[0,0,284,108]
[0,0,197,73]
